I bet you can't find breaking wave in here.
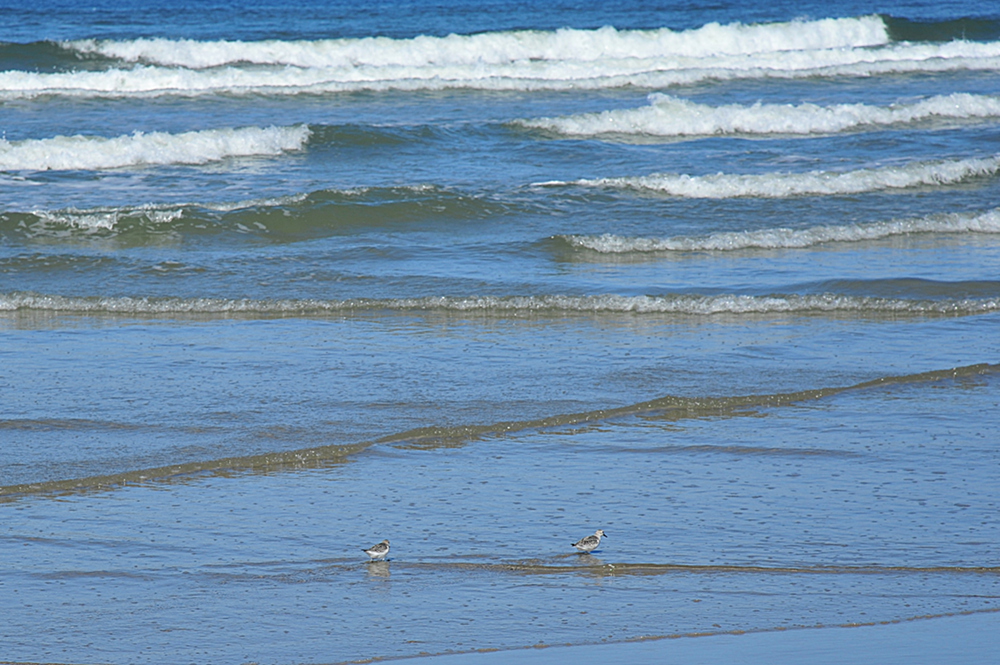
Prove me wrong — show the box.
[536,155,1000,198]
[558,209,1000,252]
[515,93,1000,139]
[2,16,1000,98]
[0,125,310,171]
[60,17,891,68]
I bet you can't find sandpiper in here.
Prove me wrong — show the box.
[363,539,390,561]
[571,529,607,553]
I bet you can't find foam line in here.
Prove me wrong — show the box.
[2,292,997,317]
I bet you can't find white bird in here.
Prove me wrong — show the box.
[571,529,607,553]
[363,539,390,561]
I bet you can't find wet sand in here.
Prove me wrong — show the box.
[405,610,1000,665]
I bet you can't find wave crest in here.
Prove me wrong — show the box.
[559,209,1000,252]
[62,17,890,69]
[536,155,1000,198]
[0,125,310,171]
[515,93,1000,139]
[0,185,504,239]
[4,16,1000,98]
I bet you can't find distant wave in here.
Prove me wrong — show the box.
[0,125,310,171]
[515,93,1000,139]
[2,292,996,318]
[3,16,1000,98]
[536,155,1000,198]
[61,17,890,68]
[559,209,1000,252]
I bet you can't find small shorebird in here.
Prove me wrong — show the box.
[571,529,607,553]
[363,539,390,561]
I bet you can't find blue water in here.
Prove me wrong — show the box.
[2,1,999,663]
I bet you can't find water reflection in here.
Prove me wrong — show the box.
[366,561,391,579]
[576,553,611,578]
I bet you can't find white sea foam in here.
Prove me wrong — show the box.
[3,17,998,98]
[560,209,1000,253]
[30,206,186,233]
[2,292,996,317]
[0,125,310,171]
[517,93,1000,138]
[538,155,1000,198]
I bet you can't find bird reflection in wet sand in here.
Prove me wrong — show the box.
[571,529,607,553]
[366,561,390,578]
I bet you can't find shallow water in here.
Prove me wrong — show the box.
[3,362,998,663]
[2,1,999,663]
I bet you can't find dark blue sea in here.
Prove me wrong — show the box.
[2,1,999,663]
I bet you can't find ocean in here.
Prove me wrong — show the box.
[1,1,998,663]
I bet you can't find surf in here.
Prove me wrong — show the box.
[4,16,999,98]
[556,209,1000,252]
[0,125,310,171]
[515,93,1000,139]
[536,155,1000,198]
